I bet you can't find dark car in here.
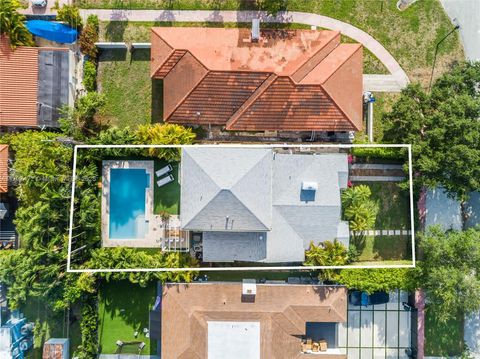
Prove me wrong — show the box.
[349,291,390,306]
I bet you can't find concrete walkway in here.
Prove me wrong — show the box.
[440,0,480,61]
[77,9,409,91]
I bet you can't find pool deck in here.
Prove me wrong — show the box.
[102,160,190,250]
[102,160,159,247]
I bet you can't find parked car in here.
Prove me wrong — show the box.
[349,291,389,306]
[31,0,47,7]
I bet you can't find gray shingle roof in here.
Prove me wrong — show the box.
[180,148,349,263]
[202,231,267,262]
[181,147,272,231]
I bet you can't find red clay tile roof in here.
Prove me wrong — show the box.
[161,283,347,359]
[0,145,8,193]
[151,28,363,132]
[0,36,39,127]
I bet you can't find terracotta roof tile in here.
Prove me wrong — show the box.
[0,36,39,127]
[151,28,363,132]
[0,145,8,193]
[226,77,356,131]
[168,71,271,125]
[161,283,347,359]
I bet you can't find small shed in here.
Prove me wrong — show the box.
[42,338,69,359]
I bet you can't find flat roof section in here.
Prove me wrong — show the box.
[207,321,260,359]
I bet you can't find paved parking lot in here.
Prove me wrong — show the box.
[337,290,412,358]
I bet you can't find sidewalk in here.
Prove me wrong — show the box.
[76,9,409,90]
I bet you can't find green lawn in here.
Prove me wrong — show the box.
[425,308,464,356]
[89,0,464,83]
[356,235,411,262]
[98,280,158,354]
[358,181,411,229]
[97,48,153,128]
[22,298,81,358]
[153,159,180,215]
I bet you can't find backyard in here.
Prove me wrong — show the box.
[424,308,464,356]
[98,280,158,355]
[356,235,412,262]
[153,159,180,215]
[22,298,81,358]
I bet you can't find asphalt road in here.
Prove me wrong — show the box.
[440,0,480,61]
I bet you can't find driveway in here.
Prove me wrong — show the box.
[440,0,480,61]
[338,290,413,358]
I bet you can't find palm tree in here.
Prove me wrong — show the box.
[341,185,379,234]
[0,0,34,48]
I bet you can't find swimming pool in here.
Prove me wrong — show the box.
[109,168,150,239]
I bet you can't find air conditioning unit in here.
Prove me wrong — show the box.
[242,279,257,296]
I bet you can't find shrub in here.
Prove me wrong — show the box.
[351,146,407,161]
[79,23,98,60]
[304,240,348,281]
[333,268,416,293]
[341,185,379,232]
[86,14,99,29]
[73,298,99,358]
[83,60,96,92]
[56,4,82,30]
[135,123,196,161]
[0,0,34,48]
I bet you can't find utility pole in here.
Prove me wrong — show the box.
[429,20,460,91]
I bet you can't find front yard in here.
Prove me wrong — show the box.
[98,280,158,355]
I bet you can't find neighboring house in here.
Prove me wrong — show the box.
[181,147,349,263]
[161,282,348,359]
[0,36,73,128]
[150,28,363,139]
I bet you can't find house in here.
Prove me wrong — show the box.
[180,147,350,263]
[161,282,348,359]
[0,36,73,128]
[150,27,363,138]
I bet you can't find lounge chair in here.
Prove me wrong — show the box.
[155,164,173,177]
[157,174,174,188]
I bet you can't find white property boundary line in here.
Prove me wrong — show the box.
[67,144,415,273]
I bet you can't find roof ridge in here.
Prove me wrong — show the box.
[319,84,356,131]
[154,49,187,78]
[164,60,209,120]
[230,150,273,230]
[225,73,277,130]
[317,43,362,85]
[291,31,341,83]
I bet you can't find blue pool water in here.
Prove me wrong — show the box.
[109,168,150,239]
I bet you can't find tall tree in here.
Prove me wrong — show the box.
[417,226,480,322]
[383,62,480,203]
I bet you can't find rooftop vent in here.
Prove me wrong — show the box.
[251,19,260,42]
[242,279,256,303]
[302,181,318,191]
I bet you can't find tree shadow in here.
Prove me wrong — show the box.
[151,79,163,123]
[98,48,128,62]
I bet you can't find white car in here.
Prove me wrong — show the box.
[31,0,47,7]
